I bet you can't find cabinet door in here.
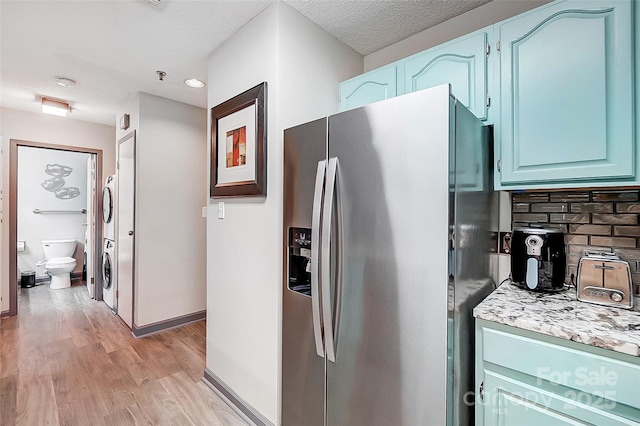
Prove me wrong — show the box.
[498,0,634,187]
[339,64,397,111]
[404,31,489,120]
[482,370,637,426]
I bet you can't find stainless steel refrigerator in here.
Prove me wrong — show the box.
[283,84,495,426]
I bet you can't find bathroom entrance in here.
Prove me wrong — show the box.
[8,139,104,316]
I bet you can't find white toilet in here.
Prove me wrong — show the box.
[41,239,77,290]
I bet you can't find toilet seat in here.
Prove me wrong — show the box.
[45,257,77,290]
[45,256,76,267]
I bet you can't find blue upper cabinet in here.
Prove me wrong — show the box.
[404,30,489,121]
[339,64,398,111]
[497,0,634,189]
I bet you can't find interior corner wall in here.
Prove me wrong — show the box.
[364,0,552,71]
[0,107,115,314]
[130,93,207,327]
[205,2,362,424]
[206,3,280,424]
[277,2,362,129]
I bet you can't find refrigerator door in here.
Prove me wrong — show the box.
[326,85,452,425]
[449,102,495,426]
[282,118,327,426]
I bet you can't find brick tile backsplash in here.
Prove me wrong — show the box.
[550,192,590,202]
[568,224,611,235]
[592,213,638,224]
[616,203,640,213]
[592,191,639,202]
[531,203,568,213]
[549,213,589,223]
[511,190,640,295]
[570,203,613,213]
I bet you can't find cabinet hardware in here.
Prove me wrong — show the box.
[486,43,490,56]
[486,94,491,108]
[479,381,484,401]
[496,40,501,52]
[497,159,501,172]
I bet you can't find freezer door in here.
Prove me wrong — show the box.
[282,118,327,426]
[326,85,452,425]
[449,102,496,426]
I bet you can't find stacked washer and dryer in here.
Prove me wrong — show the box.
[102,175,116,311]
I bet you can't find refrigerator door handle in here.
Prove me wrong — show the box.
[321,157,343,363]
[311,160,327,358]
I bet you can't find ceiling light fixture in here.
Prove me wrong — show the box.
[42,97,71,117]
[56,77,76,88]
[184,78,205,88]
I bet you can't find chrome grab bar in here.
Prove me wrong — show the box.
[33,209,87,214]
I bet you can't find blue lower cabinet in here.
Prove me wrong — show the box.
[496,0,635,189]
[483,371,636,426]
[476,320,640,426]
[339,64,398,111]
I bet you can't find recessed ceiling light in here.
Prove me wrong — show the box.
[184,78,205,88]
[56,77,76,88]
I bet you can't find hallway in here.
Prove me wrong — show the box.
[0,282,247,426]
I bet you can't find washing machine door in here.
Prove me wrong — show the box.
[102,252,112,289]
[102,187,113,223]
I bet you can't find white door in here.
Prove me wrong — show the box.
[85,155,96,298]
[117,132,135,328]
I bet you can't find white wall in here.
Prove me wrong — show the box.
[364,0,552,71]
[0,107,115,313]
[17,147,89,278]
[116,93,207,327]
[206,3,361,424]
[206,5,280,423]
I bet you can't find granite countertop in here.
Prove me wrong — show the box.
[473,283,640,357]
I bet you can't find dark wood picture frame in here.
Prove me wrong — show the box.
[210,82,267,197]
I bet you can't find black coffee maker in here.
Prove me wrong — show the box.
[511,226,566,291]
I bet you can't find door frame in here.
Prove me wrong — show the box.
[7,139,103,316]
[116,130,136,328]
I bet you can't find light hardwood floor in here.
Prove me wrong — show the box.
[0,281,248,426]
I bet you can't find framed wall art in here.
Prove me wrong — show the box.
[210,82,267,197]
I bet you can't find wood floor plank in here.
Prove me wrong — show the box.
[159,371,237,426]
[131,379,184,424]
[167,338,207,382]
[101,403,152,426]
[108,346,155,386]
[15,375,59,426]
[0,345,19,379]
[5,283,247,426]
[195,381,250,426]
[0,375,18,426]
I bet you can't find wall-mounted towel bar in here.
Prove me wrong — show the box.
[33,209,87,214]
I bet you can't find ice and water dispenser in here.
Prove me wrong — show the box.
[288,227,312,296]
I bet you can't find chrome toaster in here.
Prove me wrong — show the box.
[577,251,634,309]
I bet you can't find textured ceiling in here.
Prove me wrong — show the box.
[0,0,491,126]
[283,0,492,56]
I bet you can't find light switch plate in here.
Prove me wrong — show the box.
[202,207,207,218]
[218,202,225,219]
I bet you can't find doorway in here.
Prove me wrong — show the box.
[116,131,135,328]
[8,139,103,316]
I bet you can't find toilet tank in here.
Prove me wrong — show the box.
[42,239,77,259]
